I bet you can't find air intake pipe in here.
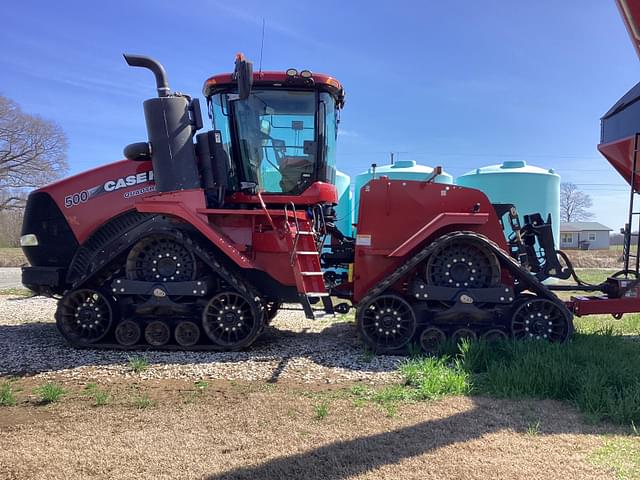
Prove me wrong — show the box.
[123,53,201,193]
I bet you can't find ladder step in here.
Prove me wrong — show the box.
[305,292,329,297]
[296,251,319,255]
[295,231,315,235]
[300,271,324,276]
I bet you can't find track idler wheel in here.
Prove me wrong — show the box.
[174,321,201,347]
[357,294,417,354]
[202,291,265,350]
[126,234,197,282]
[145,320,171,346]
[426,239,500,288]
[511,298,573,342]
[56,289,114,345]
[114,320,142,346]
[451,328,477,345]
[419,327,446,355]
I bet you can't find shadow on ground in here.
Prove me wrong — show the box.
[204,396,613,480]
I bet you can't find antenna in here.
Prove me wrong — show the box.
[259,18,266,74]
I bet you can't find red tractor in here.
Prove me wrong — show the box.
[19,27,640,353]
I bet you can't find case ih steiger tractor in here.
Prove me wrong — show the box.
[19,1,640,353]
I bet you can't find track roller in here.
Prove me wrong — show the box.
[174,321,201,347]
[481,329,509,343]
[451,328,477,344]
[357,294,417,354]
[202,291,265,350]
[114,320,142,346]
[145,320,171,346]
[56,289,115,345]
[419,327,447,355]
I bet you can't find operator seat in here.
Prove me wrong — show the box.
[279,155,315,192]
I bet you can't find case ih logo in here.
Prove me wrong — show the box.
[64,170,155,208]
[104,170,154,192]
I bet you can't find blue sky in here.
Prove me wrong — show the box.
[1,0,638,229]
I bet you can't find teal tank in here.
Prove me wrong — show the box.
[334,170,352,236]
[353,160,453,224]
[456,160,560,246]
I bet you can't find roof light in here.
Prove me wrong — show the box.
[20,234,38,247]
[300,70,312,78]
[286,68,298,77]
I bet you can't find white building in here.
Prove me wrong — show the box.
[559,222,612,250]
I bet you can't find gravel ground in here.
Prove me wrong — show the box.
[0,294,402,384]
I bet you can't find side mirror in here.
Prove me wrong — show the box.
[234,54,254,100]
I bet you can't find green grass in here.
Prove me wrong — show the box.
[34,383,66,404]
[84,383,110,406]
[345,358,470,413]
[575,314,640,336]
[591,437,640,480]
[194,380,209,391]
[313,401,329,420]
[0,382,17,406]
[128,356,149,373]
[526,419,541,436]
[459,333,639,425]
[133,393,154,409]
[572,268,618,285]
[369,327,640,426]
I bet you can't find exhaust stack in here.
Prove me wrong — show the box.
[123,54,171,97]
[123,53,201,193]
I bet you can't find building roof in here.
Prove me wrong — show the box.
[560,222,612,232]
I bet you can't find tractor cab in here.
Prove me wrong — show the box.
[202,56,345,203]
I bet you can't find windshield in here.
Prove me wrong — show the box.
[232,90,318,194]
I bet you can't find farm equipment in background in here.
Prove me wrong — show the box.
[18,0,640,354]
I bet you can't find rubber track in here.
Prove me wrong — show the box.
[358,231,572,319]
[62,228,266,351]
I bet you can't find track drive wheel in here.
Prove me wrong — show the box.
[56,289,115,345]
[511,298,573,342]
[426,238,500,288]
[202,291,265,350]
[357,294,417,354]
[126,234,197,282]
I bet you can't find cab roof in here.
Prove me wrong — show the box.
[202,70,345,106]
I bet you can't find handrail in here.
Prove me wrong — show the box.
[256,190,278,232]
[285,201,301,265]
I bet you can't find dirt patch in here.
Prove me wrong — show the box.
[0,385,622,480]
[563,248,623,269]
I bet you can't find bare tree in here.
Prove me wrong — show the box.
[0,94,68,210]
[560,182,594,223]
